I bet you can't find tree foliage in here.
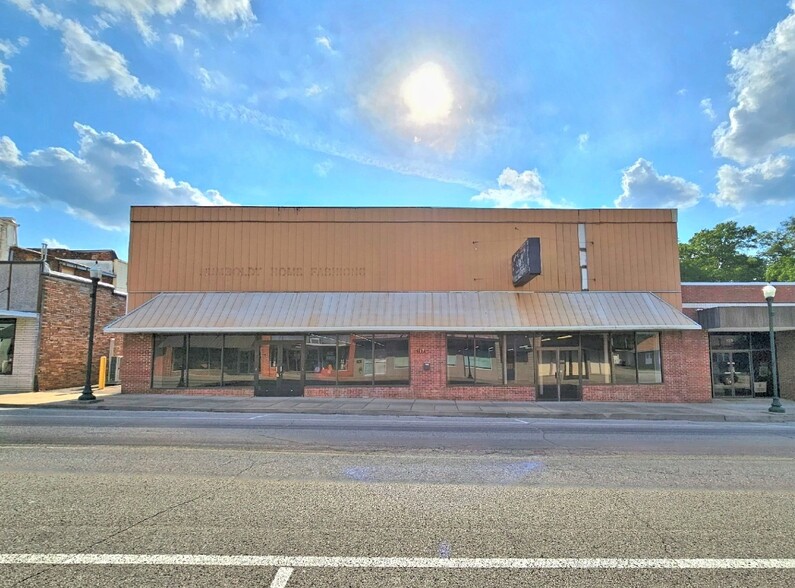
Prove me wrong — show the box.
[679,217,795,282]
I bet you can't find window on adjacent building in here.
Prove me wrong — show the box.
[0,319,16,375]
[447,333,503,386]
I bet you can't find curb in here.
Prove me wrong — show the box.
[4,400,794,423]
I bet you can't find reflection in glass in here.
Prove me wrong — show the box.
[188,334,223,387]
[305,334,339,386]
[611,333,637,384]
[581,334,610,384]
[152,334,187,388]
[506,335,535,385]
[222,335,257,386]
[635,332,662,384]
[337,335,374,385]
[0,320,16,375]
[373,334,410,385]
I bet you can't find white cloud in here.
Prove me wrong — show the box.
[713,3,795,163]
[42,237,70,249]
[194,0,255,22]
[676,88,688,96]
[315,35,333,52]
[305,83,324,97]
[577,132,589,151]
[471,168,563,208]
[10,0,158,99]
[0,123,234,231]
[91,0,186,43]
[0,36,28,95]
[169,33,184,50]
[700,98,716,121]
[614,158,701,209]
[0,63,9,95]
[313,160,333,177]
[713,155,795,209]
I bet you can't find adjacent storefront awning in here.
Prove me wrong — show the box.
[697,305,795,332]
[105,291,700,334]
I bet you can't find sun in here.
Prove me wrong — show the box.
[400,62,453,125]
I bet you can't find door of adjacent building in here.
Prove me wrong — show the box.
[254,336,304,396]
[710,351,752,397]
[537,348,582,401]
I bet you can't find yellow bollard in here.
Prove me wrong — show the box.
[98,356,107,390]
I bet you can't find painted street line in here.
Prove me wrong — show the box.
[270,567,293,588]
[1,554,794,569]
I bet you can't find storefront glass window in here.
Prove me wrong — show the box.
[222,335,257,386]
[635,332,662,384]
[337,335,375,386]
[305,334,339,386]
[581,334,610,384]
[447,333,503,385]
[0,319,16,375]
[710,334,749,350]
[506,335,535,385]
[373,334,410,385]
[610,333,636,384]
[152,334,187,388]
[188,335,223,387]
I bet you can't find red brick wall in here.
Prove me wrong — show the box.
[682,283,795,304]
[582,330,711,402]
[37,275,127,390]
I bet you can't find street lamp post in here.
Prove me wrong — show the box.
[78,263,103,402]
[762,283,785,414]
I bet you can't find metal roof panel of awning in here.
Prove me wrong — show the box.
[104,291,701,334]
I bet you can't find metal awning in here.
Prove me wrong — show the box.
[697,306,795,332]
[105,291,700,334]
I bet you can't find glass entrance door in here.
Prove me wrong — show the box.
[711,351,752,397]
[255,336,304,396]
[537,348,582,401]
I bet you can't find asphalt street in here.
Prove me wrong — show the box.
[1,409,794,586]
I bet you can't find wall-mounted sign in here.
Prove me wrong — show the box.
[511,237,541,287]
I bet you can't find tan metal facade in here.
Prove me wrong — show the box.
[128,207,682,310]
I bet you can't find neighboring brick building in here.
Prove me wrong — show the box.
[107,206,711,402]
[0,261,127,392]
[683,282,795,400]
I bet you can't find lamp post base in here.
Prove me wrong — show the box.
[769,397,786,414]
[78,386,97,402]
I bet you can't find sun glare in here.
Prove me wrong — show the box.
[400,62,453,125]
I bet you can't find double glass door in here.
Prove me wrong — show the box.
[254,336,304,396]
[711,351,752,397]
[538,348,581,401]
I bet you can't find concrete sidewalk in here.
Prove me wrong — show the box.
[1,387,793,422]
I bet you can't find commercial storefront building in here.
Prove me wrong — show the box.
[682,282,795,401]
[106,207,711,402]
[108,206,710,402]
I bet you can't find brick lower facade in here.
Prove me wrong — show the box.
[36,274,127,390]
[123,330,711,402]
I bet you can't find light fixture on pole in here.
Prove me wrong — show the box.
[762,283,784,414]
[78,262,103,402]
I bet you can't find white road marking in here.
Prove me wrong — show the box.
[0,554,794,569]
[270,566,293,587]
[514,419,529,424]
[249,415,267,420]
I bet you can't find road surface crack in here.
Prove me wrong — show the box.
[11,459,257,586]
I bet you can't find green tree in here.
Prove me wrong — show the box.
[760,216,795,281]
[679,221,765,282]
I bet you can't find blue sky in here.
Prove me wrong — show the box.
[1,0,795,259]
